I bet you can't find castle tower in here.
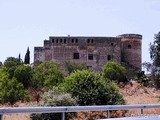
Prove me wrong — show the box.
[118,34,142,69]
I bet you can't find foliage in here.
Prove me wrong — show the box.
[64,61,87,74]
[3,57,22,78]
[4,57,22,68]
[24,47,30,64]
[148,32,160,87]
[14,65,33,88]
[135,71,150,87]
[102,62,127,82]
[61,70,125,105]
[150,32,160,67]
[32,60,64,91]
[0,71,29,104]
[30,87,77,120]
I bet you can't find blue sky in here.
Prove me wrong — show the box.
[0,0,160,66]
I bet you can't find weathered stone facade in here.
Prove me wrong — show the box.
[34,34,142,71]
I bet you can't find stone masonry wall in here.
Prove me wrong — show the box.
[34,34,142,71]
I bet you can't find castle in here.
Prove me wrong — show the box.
[34,34,142,72]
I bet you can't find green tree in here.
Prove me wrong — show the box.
[64,61,87,74]
[0,71,29,104]
[4,57,21,68]
[150,32,160,67]
[149,32,160,87]
[24,47,30,64]
[32,60,64,91]
[3,57,22,78]
[14,65,33,88]
[102,62,127,82]
[61,70,125,105]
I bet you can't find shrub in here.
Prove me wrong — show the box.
[61,70,125,105]
[135,71,150,87]
[32,60,64,91]
[102,62,127,82]
[14,65,32,88]
[64,61,87,74]
[0,75,29,104]
[30,87,78,120]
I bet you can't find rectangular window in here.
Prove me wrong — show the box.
[73,53,79,59]
[107,55,111,60]
[88,54,93,60]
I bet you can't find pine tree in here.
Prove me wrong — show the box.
[24,47,30,64]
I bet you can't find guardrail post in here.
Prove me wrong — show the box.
[0,114,2,120]
[141,109,144,114]
[62,112,65,120]
[107,110,110,118]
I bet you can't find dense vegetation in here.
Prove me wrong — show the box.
[0,56,127,119]
[61,70,125,105]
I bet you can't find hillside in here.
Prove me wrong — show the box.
[1,80,160,120]
[119,80,160,115]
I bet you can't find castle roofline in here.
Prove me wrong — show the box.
[117,34,142,39]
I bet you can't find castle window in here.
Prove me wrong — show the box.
[64,39,66,43]
[87,39,90,43]
[56,39,58,43]
[128,44,132,49]
[73,53,79,59]
[107,55,111,60]
[111,43,114,46]
[60,39,62,43]
[88,54,93,60]
[91,39,94,43]
[72,39,74,43]
[76,39,78,43]
[52,39,54,43]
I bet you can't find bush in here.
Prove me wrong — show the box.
[14,65,32,88]
[3,57,22,78]
[61,70,125,105]
[30,87,78,120]
[102,62,127,82]
[0,75,29,104]
[135,71,150,87]
[64,61,87,74]
[32,60,64,91]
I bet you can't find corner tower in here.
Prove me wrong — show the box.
[118,34,142,69]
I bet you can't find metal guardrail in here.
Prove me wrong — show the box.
[0,104,160,120]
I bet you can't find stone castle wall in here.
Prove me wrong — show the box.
[34,34,142,71]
